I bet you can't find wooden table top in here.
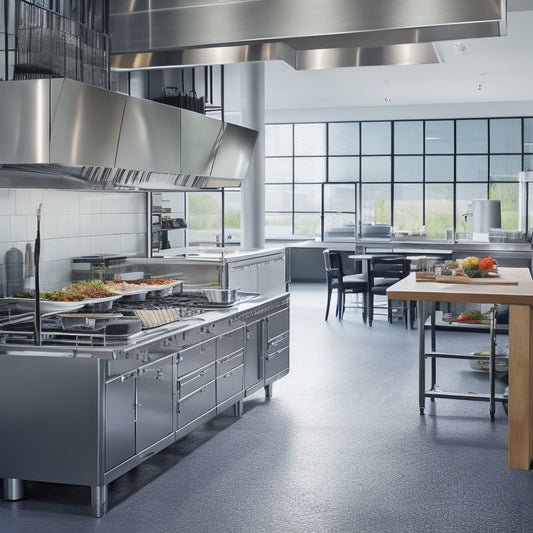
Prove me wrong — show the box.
[387,267,533,306]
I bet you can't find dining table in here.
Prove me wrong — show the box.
[387,267,533,470]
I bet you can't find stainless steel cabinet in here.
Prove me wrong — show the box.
[244,320,263,395]
[265,308,290,384]
[105,355,174,472]
[136,357,174,452]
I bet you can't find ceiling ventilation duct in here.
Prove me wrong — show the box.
[109,0,507,70]
[0,78,257,190]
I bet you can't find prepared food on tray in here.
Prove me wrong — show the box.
[457,310,491,324]
[129,278,181,286]
[13,280,117,302]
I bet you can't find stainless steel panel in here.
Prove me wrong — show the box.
[116,96,180,173]
[180,110,222,177]
[211,122,258,181]
[216,364,244,405]
[264,346,289,381]
[177,380,216,428]
[136,356,174,452]
[110,0,504,51]
[266,308,290,341]
[0,354,101,485]
[178,338,217,377]
[178,362,215,399]
[217,350,244,376]
[217,327,245,358]
[49,79,126,168]
[244,320,262,392]
[267,331,289,355]
[105,374,136,471]
[0,79,50,164]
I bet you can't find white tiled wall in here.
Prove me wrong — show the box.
[0,189,148,293]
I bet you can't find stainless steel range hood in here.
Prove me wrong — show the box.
[109,0,507,70]
[0,78,257,190]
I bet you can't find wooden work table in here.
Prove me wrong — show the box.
[387,267,533,470]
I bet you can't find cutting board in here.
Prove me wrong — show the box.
[434,275,518,285]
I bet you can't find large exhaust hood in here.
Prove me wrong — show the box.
[0,78,258,190]
[109,0,507,70]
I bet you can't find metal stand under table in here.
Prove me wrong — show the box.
[417,302,508,421]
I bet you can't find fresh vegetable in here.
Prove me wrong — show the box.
[460,257,480,270]
[479,256,497,271]
[458,310,490,323]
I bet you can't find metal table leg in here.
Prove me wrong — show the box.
[418,300,426,415]
[3,478,25,501]
[91,484,108,518]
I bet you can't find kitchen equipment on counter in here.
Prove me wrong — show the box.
[5,247,23,296]
[202,287,239,304]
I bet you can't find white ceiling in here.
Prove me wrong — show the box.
[262,5,533,111]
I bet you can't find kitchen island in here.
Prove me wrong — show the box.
[387,267,533,470]
[0,292,290,517]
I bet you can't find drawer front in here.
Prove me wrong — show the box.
[178,338,216,377]
[267,308,289,340]
[265,346,289,380]
[177,380,216,429]
[178,363,215,399]
[218,327,245,358]
[267,331,289,355]
[216,364,244,405]
[217,350,244,376]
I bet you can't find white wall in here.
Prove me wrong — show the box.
[0,189,148,293]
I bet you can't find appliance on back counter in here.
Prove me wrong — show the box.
[71,255,144,281]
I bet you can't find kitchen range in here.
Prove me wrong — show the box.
[0,283,290,517]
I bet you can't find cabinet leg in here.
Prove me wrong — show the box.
[234,400,243,418]
[265,383,273,398]
[91,484,108,518]
[3,478,25,501]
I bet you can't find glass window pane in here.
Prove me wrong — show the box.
[393,183,423,232]
[265,124,293,156]
[456,183,487,236]
[265,157,292,183]
[328,122,359,155]
[265,213,292,239]
[294,184,321,211]
[294,157,326,182]
[524,118,533,154]
[490,118,521,153]
[294,123,326,155]
[224,190,241,244]
[490,155,521,182]
[361,156,391,182]
[425,120,454,154]
[324,183,355,212]
[489,183,519,230]
[525,154,533,170]
[187,191,222,246]
[456,119,488,153]
[425,155,454,182]
[394,156,423,182]
[425,183,454,240]
[294,213,321,236]
[328,156,359,182]
[457,155,488,181]
[265,184,292,211]
[361,183,391,225]
[361,122,391,155]
[324,213,356,240]
[394,121,423,154]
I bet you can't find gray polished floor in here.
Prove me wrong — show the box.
[1,283,532,533]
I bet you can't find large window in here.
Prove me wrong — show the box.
[265,116,532,240]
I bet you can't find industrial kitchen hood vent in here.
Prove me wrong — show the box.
[109,0,507,70]
[0,78,257,191]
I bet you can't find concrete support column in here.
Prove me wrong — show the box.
[240,62,265,250]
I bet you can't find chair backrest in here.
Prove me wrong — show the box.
[369,255,411,285]
[323,250,343,280]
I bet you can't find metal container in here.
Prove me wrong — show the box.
[472,199,501,233]
[202,287,238,303]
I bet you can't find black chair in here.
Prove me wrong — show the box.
[323,250,368,321]
[368,255,411,327]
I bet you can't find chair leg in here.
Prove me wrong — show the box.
[362,292,368,324]
[339,290,345,320]
[368,293,373,327]
[325,285,332,321]
[387,300,393,323]
[335,288,341,318]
